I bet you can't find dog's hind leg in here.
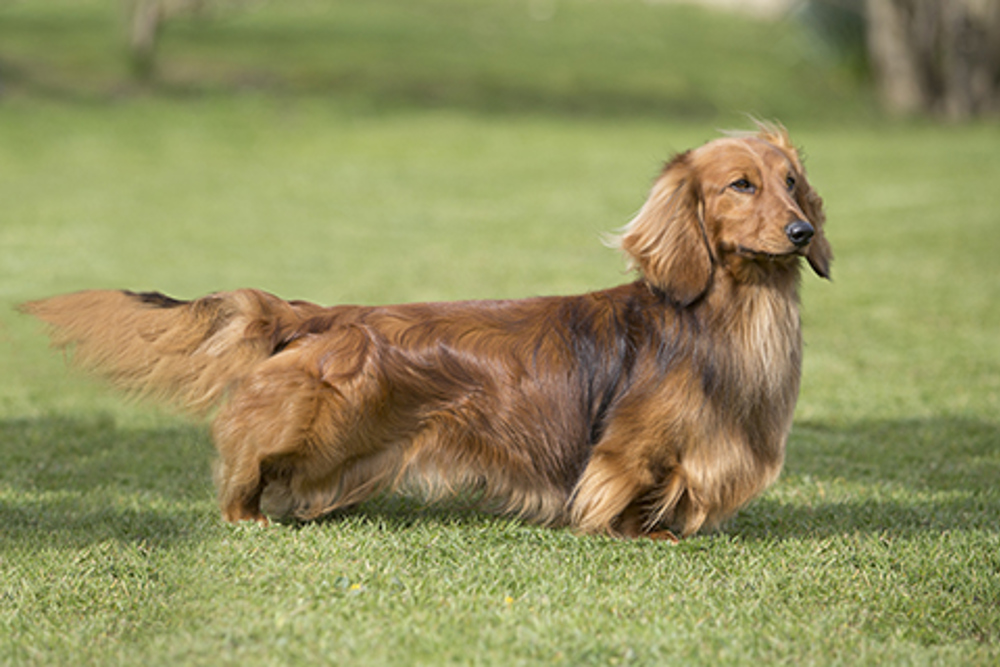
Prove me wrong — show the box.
[210,327,400,524]
[210,361,337,524]
[214,455,269,524]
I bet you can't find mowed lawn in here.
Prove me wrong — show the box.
[1,1,999,665]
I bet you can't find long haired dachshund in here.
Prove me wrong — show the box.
[24,123,831,540]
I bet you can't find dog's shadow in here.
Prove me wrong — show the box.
[2,415,997,546]
[728,416,1000,541]
[0,415,214,550]
[728,494,996,542]
[307,494,526,534]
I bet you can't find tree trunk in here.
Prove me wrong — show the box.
[865,0,926,114]
[939,0,1000,119]
[126,0,164,81]
[865,0,1000,119]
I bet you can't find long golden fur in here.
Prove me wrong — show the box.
[24,124,831,540]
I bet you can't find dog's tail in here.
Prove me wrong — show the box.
[22,289,321,416]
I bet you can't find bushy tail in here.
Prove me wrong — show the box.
[22,289,322,416]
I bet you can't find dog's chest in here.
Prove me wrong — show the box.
[720,288,802,406]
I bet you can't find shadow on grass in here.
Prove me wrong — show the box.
[729,494,998,542]
[790,417,1000,493]
[730,416,1000,540]
[0,415,216,550]
[1,414,997,548]
[0,496,211,550]
[316,493,534,535]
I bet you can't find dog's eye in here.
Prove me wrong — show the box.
[786,175,796,191]
[730,178,756,194]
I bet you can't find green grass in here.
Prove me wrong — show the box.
[1,1,999,665]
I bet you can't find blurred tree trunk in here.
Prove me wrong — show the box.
[123,0,211,82]
[125,0,163,81]
[865,0,1000,119]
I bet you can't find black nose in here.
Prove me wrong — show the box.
[785,220,814,248]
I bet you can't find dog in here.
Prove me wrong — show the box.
[23,123,830,540]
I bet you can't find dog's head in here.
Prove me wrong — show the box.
[618,124,832,306]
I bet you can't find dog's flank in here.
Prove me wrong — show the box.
[23,123,831,539]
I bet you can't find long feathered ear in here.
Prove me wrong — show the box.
[616,152,712,306]
[799,181,832,279]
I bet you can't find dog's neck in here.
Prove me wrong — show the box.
[696,262,803,446]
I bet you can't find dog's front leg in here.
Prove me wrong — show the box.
[568,446,657,537]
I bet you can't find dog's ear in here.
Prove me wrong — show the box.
[797,177,832,280]
[617,152,713,306]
